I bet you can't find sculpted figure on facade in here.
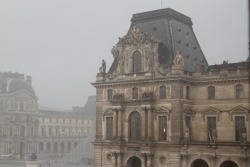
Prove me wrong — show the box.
[117,24,152,47]
[99,59,106,74]
[172,51,184,70]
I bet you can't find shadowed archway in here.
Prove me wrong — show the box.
[191,159,209,167]
[220,161,238,167]
[127,156,141,167]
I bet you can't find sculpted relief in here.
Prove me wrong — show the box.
[106,24,160,77]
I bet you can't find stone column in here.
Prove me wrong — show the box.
[140,153,146,167]
[117,152,123,167]
[141,108,146,139]
[113,110,117,139]
[146,153,153,167]
[181,155,188,167]
[111,152,117,167]
[147,108,152,140]
[117,108,122,140]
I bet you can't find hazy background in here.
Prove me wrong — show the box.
[0,0,248,110]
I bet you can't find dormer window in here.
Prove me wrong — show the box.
[132,50,141,73]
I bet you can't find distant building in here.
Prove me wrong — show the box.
[0,72,95,159]
[92,8,250,167]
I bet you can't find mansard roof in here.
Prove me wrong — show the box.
[129,8,208,72]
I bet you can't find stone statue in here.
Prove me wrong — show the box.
[172,51,184,70]
[99,60,106,74]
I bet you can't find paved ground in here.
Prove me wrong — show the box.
[0,160,26,167]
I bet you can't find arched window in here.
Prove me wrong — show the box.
[159,85,166,99]
[186,86,190,99]
[132,87,139,99]
[208,86,215,99]
[132,50,141,73]
[236,84,243,99]
[129,111,141,141]
[107,89,113,101]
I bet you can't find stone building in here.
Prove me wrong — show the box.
[92,8,250,167]
[0,72,95,159]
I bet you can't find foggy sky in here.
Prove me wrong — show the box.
[0,0,248,110]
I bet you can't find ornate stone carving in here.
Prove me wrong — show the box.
[172,51,184,70]
[98,59,106,75]
[117,24,153,46]
[184,126,190,141]
[157,65,170,76]
[111,45,119,59]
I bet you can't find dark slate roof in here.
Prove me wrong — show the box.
[128,8,208,72]
[82,95,96,116]
[208,61,250,72]
[7,78,36,96]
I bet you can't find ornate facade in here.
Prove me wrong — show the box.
[92,8,250,167]
[0,72,95,159]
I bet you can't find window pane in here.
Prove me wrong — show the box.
[208,86,215,99]
[207,117,216,141]
[106,117,113,140]
[236,85,243,99]
[235,116,245,141]
[129,112,141,140]
[159,116,167,141]
[160,86,166,99]
[132,87,138,99]
[107,89,113,100]
[132,51,141,73]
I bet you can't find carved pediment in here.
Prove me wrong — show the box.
[117,24,157,47]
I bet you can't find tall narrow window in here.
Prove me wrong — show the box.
[129,111,141,141]
[236,84,243,99]
[107,89,113,101]
[9,127,12,136]
[235,116,245,141]
[207,117,216,141]
[208,86,215,99]
[106,117,113,140]
[132,50,141,73]
[132,87,139,99]
[159,116,167,141]
[159,85,166,99]
[20,125,25,137]
[186,86,190,99]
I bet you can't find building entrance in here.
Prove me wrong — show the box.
[127,156,141,167]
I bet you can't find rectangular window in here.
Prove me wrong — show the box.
[106,117,113,140]
[159,116,167,141]
[208,86,215,99]
[235,116,245,141]
[236,85,243,99]
[9,127,12,136]
[207,117,216,141]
